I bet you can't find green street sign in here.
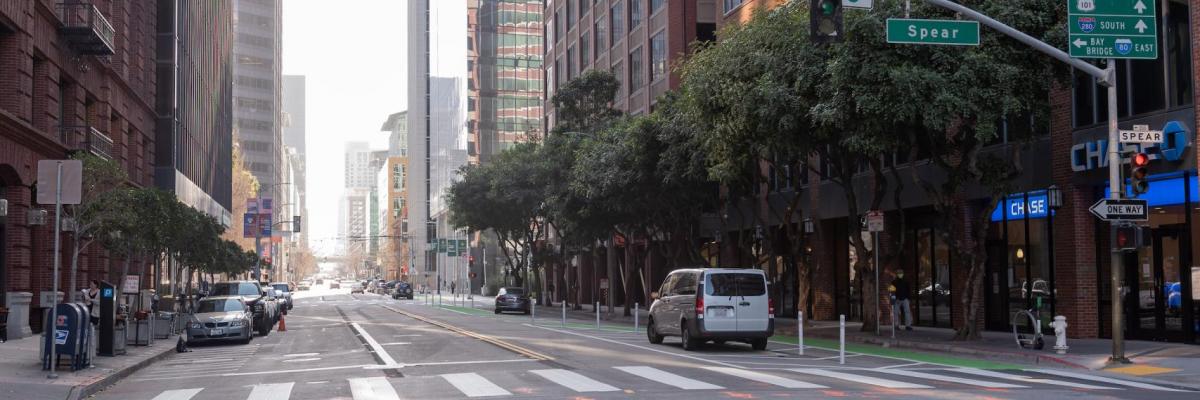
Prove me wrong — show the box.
[458,240,468,256]
[886,19,980,46]
[438,238,447,253]
[1068,0,1157,59]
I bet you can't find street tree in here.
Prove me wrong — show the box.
[64,153,128,301]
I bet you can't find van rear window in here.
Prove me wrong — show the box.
[705,273,766,296]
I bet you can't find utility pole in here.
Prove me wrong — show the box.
[922,0,1126,363]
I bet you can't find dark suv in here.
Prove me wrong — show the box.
[391,282,414,299]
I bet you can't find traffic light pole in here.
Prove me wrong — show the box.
[922,0,1127,363]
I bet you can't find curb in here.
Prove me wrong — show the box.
[805,330,1091,370]
[67,340,177,400]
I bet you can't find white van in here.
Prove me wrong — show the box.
[646,268,774,351]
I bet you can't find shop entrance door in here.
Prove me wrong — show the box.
[985,240,1010,331]
[1124,225,1184,341]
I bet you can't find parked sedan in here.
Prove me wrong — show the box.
[494,287,531,314]
[350,282,365,294]
[186,296,253,344]
[269,282,294,311]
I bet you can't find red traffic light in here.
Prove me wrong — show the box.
[1131,153,1150,167]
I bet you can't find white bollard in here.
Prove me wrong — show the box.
[1051,315,1069,354]
[634,303,639,332]
[839,314,846,365]
[595,302,600,330]
[798,311,804,356]
[562,301,566,328]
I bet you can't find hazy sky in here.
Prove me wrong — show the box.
[283,0,407,255]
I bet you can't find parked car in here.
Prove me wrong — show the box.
[186,296,253,344]
[260,287,282,323]
[494,287,531,314]
[647,268,774,351]
[350,282,365,294]
[329,280,341,289]
[298,281,311,291]
[208,281,276,336]
[269,282,294,311]
[391,282,414,299]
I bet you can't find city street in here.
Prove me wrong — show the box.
[87,282,1196,400]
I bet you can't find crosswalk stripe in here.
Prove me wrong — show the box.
[151,388,203,400]
[441,373,511,397]
[951,368,1118,390]
[614,366,724,390]
[876,369,1027,388]
[1029,369,1189,392]
[789,368,932,389]
[530,369,620,392]
[703,367,827,389]
[247,382,294,400]
[348,377,402,400]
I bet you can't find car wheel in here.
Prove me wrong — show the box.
[241,329,252,344]
[647,319,664,344]
[751,338,768,351]
[681,322,699,351]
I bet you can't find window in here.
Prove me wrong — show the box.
[723,0,744,14]
[565,0,573,31]
[611,59,625,97]
[628,46,644,91]
[595,20,606,56]
[555,11,562,42]
[610,2,624,46]
[557,55,567,88]
[650,31,666,82]
[705,273,766,296]
[580,29,590,69]
[650,0,665,14]
[630,0,642,29]
[568,45,577,79]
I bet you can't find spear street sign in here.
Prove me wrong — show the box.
[1090,198,1149,221]
[1068,0,1157,59]
[886,18,980,46]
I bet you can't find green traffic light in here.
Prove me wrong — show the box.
[821,0,835,15]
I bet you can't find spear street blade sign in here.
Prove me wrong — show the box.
[1089,198,1148,221]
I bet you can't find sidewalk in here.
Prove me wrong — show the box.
[0,330,179,400]
[427,295,1200,390]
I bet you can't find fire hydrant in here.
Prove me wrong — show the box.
[1050,315,1069,354]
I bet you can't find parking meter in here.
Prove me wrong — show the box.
[98,281,117,356]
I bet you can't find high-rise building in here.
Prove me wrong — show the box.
[542,0,715,129]
[282,75,307,248]
[407,0,470,290]
[155,0,235,222]
[468,0,544,163]
[380,112,410,280]
[344,141,375,189]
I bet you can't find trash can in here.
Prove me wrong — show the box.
[154,312,175,339]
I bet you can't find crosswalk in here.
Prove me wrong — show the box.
[130,364,1190,399]
[134,344,262,382]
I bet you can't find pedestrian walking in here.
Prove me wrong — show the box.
[889,270,914,331]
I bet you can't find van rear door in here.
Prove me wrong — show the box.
[702,272,739,332]
[733,273,770,332]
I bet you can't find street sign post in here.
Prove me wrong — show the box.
[1089,198,1149,221]
[1118,124,1164,143]
[842,0,871,9]
[886,18,980,46]
[1068,0,1157,59]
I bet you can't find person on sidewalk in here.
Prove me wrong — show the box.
[890,271,913,331]
[83,280,100,326]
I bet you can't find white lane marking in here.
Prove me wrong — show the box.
[441,373,511,397]
[875,368,1028,388]
[614,366,724,390]
[350,322,400,367]
[703,367,827,389]
[392,334,422,337]
[348,377,402,400]
[361,358,536,369]
[283,352,320,357]
[150,388,203,400]
[1029,369,1189,392]
[306,381,329,384]
[282,357,321,363]
[789,368,932,389]
[132,364,378,381]
[813,354,863,360]
[528,325,741,368]
[952,368,1118,390]
[379,342,411,346]
[530,369,620,392]
[247,382,294,400]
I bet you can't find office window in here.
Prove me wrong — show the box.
[629,46,643,91]
[611,59,626,98]
[566,0,574,31]
[610,2,624,46]
[580,29,591,69]
[568,45,577,80]
[558,55,567,90]
[595,20,606,55]
[650,31,666,82]
[555,11,563,42]
[651,0,665,14]
[723,0,744,14]
[630,0,642,29]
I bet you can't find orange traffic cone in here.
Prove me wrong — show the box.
[278,313,287,332]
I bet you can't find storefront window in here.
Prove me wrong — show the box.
[991,191,1056,332]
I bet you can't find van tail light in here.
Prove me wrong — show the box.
[769,298,775,318]
[695,295,704,317]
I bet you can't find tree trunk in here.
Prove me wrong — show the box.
[606,238,617,316]
[622,237,634,317]
[69,232,81,302]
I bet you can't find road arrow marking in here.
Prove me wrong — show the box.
[1073,38,1088,48]
[1134,0,1147,14]
[1135,19,1148,33]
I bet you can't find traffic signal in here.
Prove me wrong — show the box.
[293,215,302,232]
[1114,224,1148,251]
[810,0,843,44]
[1129,152,1150,196]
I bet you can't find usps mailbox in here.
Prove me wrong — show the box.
[42,303,90,371]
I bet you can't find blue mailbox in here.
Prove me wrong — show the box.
[43,303,91,371]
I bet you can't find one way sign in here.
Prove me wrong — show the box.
[1090,198,1149,221]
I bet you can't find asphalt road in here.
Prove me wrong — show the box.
[87,283,1198,399]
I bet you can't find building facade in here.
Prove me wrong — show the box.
[380,111,410,281]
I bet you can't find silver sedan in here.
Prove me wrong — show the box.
[186,296,254,345]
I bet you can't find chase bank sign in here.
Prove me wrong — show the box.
[1071,120,1191,172]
